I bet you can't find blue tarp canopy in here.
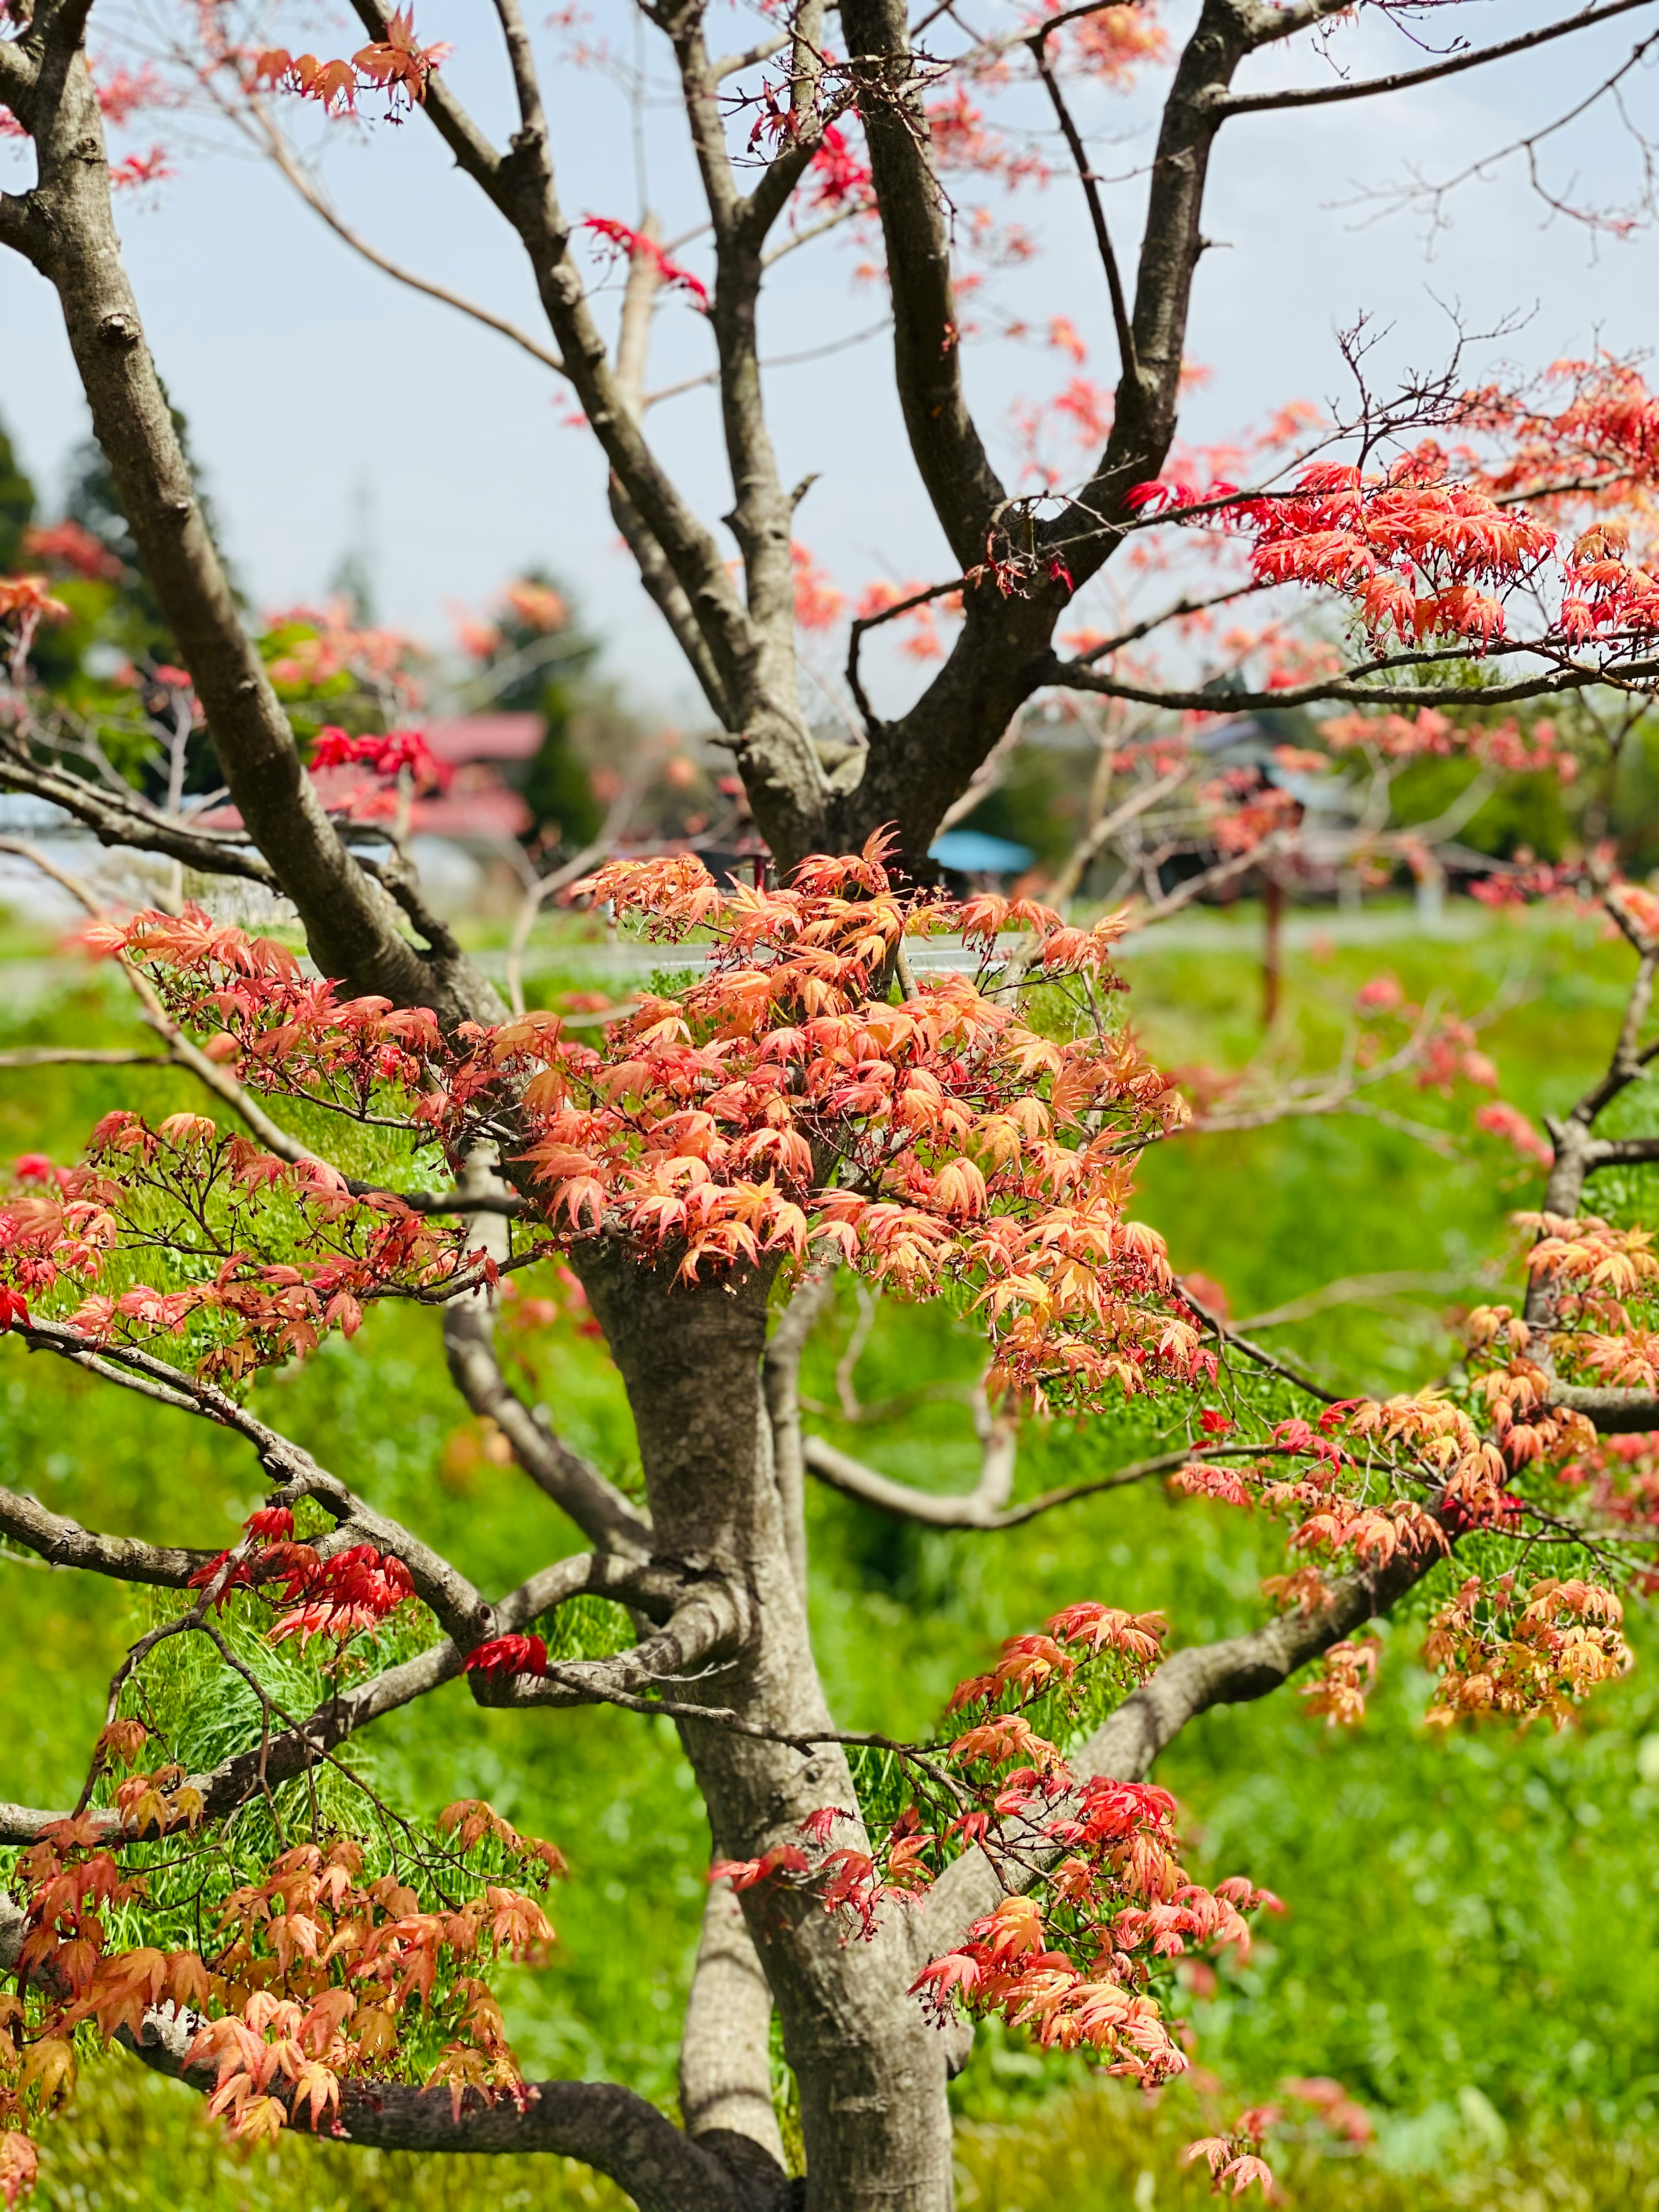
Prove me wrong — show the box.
[928,829,1034,876]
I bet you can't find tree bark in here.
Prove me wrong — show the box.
[570,1249,957,2212]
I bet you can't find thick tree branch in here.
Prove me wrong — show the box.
[822,0,1266,868]
[802,1387,1017,1529]
[344,0,815,836]
[0,752,278,886]
[1586,1134,1659,1167]
[678,1883,789,2177]
[839,0,1007,569]
[474,1575,759,1712]
[1063,0,1254,576]
[0,1486,217,1587]
[127,2015,779,2212]
[442,1286,652,1552]
[1549,1385,1659,1430]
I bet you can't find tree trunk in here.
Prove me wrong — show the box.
[570,1249,958,2211]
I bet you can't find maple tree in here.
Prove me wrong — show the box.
[5,1,1659,2209]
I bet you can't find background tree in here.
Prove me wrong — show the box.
[5,3,1659,2210]
[0,418,34,577]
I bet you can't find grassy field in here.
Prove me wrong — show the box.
[2,896,1657,2208]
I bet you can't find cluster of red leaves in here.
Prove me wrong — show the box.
[190,1510,416,1649]
[1122,359,1659,667]
[0,578,69,629]
[1165,1370,1639,1734]
[19,521,124,585]
[717,1604,1279,2190]
[580,218,709,309]
[462,1633,548,1679]
[1558,1433,1659,1589]
[1155,1256,1659,1733]
[1320,707,1576,785]
[1474,1100,1555,1168]
[1173,1398,1465,1580]
[1422,1574,1630,1730]
[0,1109,464,1381]
[803,121,874,217]
[248,8,449,115]
[310,726,450,791]
[83,906,442,1110]
[1068,3,1168,83]
[1459,1219,1659,1415]
[1298,1636,1380,1729]
[1235,453,1555,652]
[4,848,1214,1414]
[3,1803,557,2174]
[791,542,845,631]
[445,839,1199,1411]
[1469,357,1659,516]
[1181,2108,1276,2200]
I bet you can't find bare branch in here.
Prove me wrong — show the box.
[442,1154,653,1555]
[442,1294,651,1552]
[1046,653,1616,715]
[1220,0,1659,119]
[251,107,566,378]
[1046,761,1188,906]
[1028,30,1137,381]
[802,1385,1017,1529]
[801,1436,1267,1531]
[1234,1267,1493,1332]
[0,758,279,887]
[505,769,655,1016]
[0,1049,170,1069]
[711,32,790,81]
[1065,581,1266,670]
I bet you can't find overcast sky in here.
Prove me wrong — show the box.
[4,0,1657,722]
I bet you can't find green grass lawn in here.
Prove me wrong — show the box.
[3,899,1657,2208]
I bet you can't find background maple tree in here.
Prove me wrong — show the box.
[5,3,1659,2210]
